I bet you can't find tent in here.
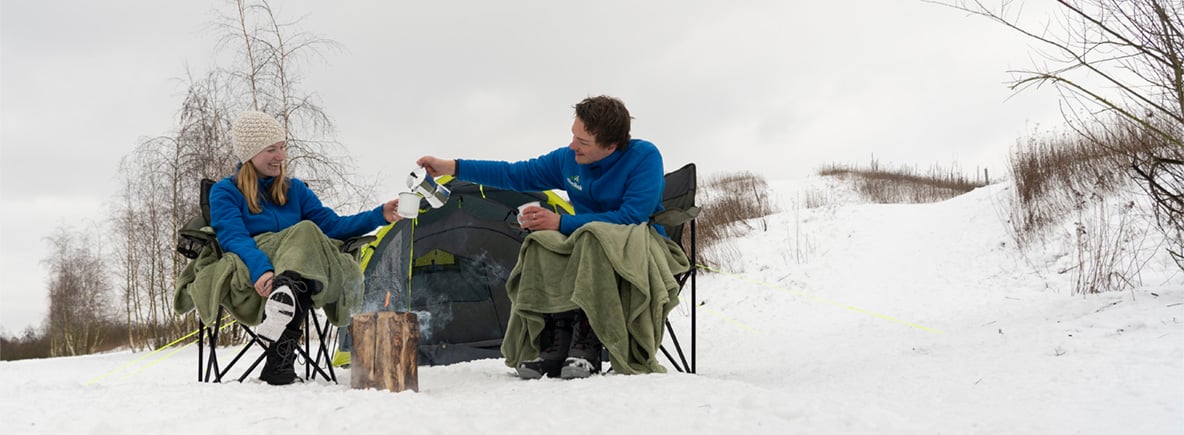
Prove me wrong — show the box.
[356,179,572,365]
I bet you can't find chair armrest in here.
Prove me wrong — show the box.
[651,206,701,229]
[177,215,218,260]
[340,235,377,257]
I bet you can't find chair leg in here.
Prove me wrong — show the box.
[659,345,685,373]
[663,320,691,373]
[306,311,337,382]
[690,220,697,374]
[230,329,269,383]
[198,315,206,382]
[201,310,228,383]
[661,221,698,374]
[202,326,221,382]
[196,307,339,384]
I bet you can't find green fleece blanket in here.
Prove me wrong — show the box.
[174,220,364,327]
[501,222,691,374]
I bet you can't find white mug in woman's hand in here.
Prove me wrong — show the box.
[397,192,421,218]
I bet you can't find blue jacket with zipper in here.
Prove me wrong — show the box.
[456,138,666,236]
[209,176,386,283]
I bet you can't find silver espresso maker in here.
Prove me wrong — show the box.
[406,168,450,209]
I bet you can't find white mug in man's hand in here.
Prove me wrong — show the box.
[516,201,541,225]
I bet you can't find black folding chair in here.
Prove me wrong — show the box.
[177,178,367,383]
[651,163,700,373]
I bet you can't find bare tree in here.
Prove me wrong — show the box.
[941,0,1183,267]
[111,137,184,348]
[940,0,1181,144]
[43,226,112,356]
[109,67,243,349]
[110,174,146,349]
[213,0,376,210]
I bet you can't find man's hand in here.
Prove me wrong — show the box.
[519,204,560,232]
[416,156,456,178]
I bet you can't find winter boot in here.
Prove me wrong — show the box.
[259,327,302,385]
[516,312,574,379]
[561,310,602,379]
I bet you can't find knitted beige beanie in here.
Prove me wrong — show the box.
[231,110,286,162]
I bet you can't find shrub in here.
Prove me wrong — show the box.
[1005,119,1174,295]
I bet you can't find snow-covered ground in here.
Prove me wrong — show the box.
[2,176,1181,435]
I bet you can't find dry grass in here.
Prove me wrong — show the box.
[818,159,989,204]
[695,171,779,269]
[1008,127,1148,242]
[1005,119,1177,295]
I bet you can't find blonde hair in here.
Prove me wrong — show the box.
[235,161,289,214]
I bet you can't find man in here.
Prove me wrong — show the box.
[417,95,677,379]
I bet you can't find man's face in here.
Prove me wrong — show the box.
[569,117,616,165]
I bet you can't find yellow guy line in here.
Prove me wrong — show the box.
[696,264,944,334]
[119,341,195,380]
[119,319,240,381]
[86,315,237,385]
[698,304,758,333]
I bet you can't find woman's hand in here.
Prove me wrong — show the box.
[382,198,401,223]
[254,271,275,297]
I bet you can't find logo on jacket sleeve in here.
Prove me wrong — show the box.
[566,175,583,191]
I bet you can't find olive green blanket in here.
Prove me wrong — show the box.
[501,222,691,375]
[174,221,364,327]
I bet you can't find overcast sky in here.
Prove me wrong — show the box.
[0,0,1064,333]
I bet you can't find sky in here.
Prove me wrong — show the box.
[0,0,1068,333]
[1,177,1180,434]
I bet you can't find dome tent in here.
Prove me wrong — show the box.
[356,178,571,365]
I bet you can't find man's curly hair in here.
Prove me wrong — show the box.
[574,95,633,151]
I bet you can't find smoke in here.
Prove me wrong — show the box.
[359,222,522,348]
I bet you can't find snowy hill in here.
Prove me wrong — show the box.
[1,176,1180,435]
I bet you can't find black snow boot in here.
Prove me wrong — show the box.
[516,311,574,379]
[260,327,302,385]
[561,310,602,379]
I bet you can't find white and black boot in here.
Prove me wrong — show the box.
[561,310,602,379]
[516,312,574,379]
[256,285,296,343]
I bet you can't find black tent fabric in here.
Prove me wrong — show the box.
[357,179,570,365]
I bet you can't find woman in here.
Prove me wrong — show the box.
[208,110,401,385]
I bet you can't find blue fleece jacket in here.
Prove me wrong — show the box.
[209,176,387,283]
[456,138,666,236]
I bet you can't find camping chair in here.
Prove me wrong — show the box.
[651,163,700,373]
[177,178,372,383]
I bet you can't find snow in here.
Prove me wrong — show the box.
[2,176,1181,435]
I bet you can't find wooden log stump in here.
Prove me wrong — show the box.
[350,311,419,392]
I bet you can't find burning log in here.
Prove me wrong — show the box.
[350,311,419,392]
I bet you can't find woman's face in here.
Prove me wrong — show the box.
[250,141,287,177]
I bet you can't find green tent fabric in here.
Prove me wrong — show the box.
[501,222,691,374]
[357,180,568,365]
[174,220,364,327]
